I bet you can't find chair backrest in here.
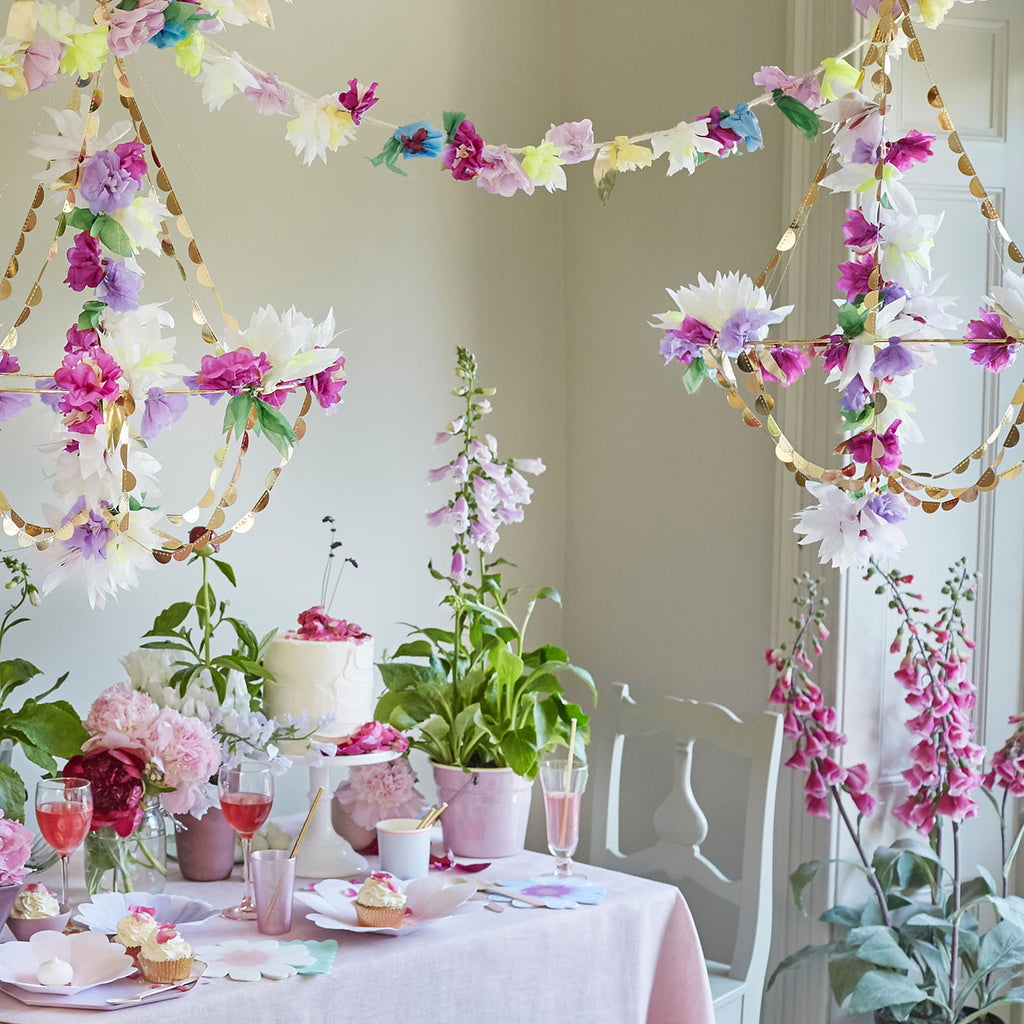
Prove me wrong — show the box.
[589,683,783,997]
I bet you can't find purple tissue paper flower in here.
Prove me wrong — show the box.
[244,71,291,116]
[65,232,105,292]
[96,260,143,312]
[544,120,595,164]
[106,1,167,58]
[866,492,909,524]
[871,338,921,378]
[71,501,114,560]
[476,145,534,198]
[79,151,140,215]
[141,387,188,441]
[718,308,775,356]
[22,39,65,91]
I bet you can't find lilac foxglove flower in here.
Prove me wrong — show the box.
[450,548,466,584]
[470,519,499,553]
[450,455,469,483]
[96,259,143,312]
[79,151,140,215]
[512,458,545,476]
[544,120,595,164]
[426,506,448,528]
[244,72,291,116]
[447,496,470,534]
[141,387,187,441]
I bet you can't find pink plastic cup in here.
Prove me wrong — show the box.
[251,849,295,935]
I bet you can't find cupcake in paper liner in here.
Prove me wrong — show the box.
[138,923,194,982]
[354,872,406,928]
[114,905,158,965]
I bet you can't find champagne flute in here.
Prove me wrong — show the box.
[539,756,588,879]
[35,778,92,910]
[218,763,274,920]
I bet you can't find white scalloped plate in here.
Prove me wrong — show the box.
[0,931,134,994]
[74,892,218,935]
[296,875,477,936]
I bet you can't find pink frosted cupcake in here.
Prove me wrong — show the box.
[354,872,406,928]
[114,906,158,965]
[7,884,69,940]
[138,924,194,983]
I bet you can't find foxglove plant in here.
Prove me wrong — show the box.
[770,561,1024,1024]
[376,348,594,778]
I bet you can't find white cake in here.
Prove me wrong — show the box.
[262,635,376,737]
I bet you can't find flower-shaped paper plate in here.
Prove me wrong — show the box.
[75,892,218,934]
[0,930,134,994]
[296,875,477,935]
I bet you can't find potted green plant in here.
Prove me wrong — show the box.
[376,348,594,857]
[0,557,88,821]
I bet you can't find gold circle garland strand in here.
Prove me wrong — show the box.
[707,0,1024,513]
[0,61,315,562]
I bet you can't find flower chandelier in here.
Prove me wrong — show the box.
[0,44,348,606]
[652,0,1022,572]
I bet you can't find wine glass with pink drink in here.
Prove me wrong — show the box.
[218,763,274,920]
[35,778,92,910]
[538,755,588,879]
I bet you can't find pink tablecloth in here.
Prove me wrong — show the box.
[0,851,714,1024]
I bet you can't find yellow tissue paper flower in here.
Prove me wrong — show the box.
[820,57,863,102]
[59,25,109,77]
[3,65,27,99]
[918,0,955,29]
[609,135,652,173]
[520,140,566,191]
[174,33,204,77]
[325,105,356,150]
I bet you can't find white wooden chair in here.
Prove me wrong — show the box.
[589,683,783,1024]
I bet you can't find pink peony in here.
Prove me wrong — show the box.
[334,758,422,830]
[148,708,221,815]
[83,684,160,756]
[291,605,371,643]
[64,748,147,837]
[0,811,33,885]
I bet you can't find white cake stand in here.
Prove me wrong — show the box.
[295,749,401,879]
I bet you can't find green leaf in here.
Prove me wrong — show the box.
[0,762,27,821]
[820,904,864,929]
[490,645,524,693]
[851,928,917,972]
[442,110,466,142]
[828,954,875,1004]
[682,356,707,395]
[978,920,1024,974]
[7,699,87,759]
[254,399,297,457]
[0,658,41,703]
[377,658,447,693]
[391,640,435,659]
[498,731,535,777]
[529,586,561,606]
[766,941,840,990]
[139,640,194,653]
[211,558,236,586]
[772,89,820,141]
[223,394,252,438]
[596,169,617,205]
[845,970,928,1015]
[66,208,96,231]
[94,216,134,257]
[948,872,995,916]
[374,689,435,731]
[146,601,192,636]
[791,859,828,914]
[991,895,1024,931]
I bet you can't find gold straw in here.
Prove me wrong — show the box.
[558,719,577,850]
[418,802,448,830]
[289,786,323,860]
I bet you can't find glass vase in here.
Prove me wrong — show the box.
[84,797,168,895]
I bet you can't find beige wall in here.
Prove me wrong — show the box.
[0,0,790,961]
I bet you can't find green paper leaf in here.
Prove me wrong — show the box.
[66,208,96,231]
[838,303,867,339]
[369,136,407,176]
[772,89,820,141]
[442,110,466,143]
[254,399,297,457]
[222,394,252,438]
[682,356,707,394]
[596,168,617,205]
[94,216,134,257]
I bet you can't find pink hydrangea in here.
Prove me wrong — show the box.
[83,683,161,756]
[334,758,422,829]
[0,811,33,885]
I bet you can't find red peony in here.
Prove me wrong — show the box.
[63,748,146,837]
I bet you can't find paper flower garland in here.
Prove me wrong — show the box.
[0,0,980,202]
[652,0,1020,574]
[0,70,348,607]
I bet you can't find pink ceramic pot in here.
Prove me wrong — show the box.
[173,807,237,881]
[432,764,534,858]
